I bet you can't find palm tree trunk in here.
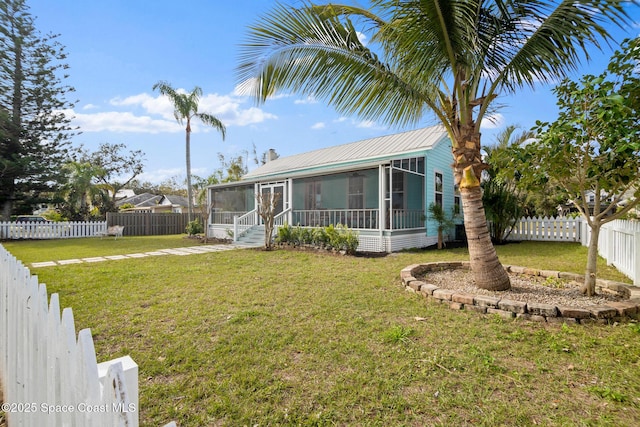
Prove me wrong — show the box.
[185,125,193,222]
[454,128,510,291]
[460,186,511,290]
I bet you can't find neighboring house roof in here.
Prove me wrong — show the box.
[160,195,191,207]
[242,125,448,181]
[116,193,161,208]
[114,189,136,200]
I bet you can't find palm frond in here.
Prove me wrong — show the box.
[197,113,226,140]
[487,0,632,93]
[237,2,441,128]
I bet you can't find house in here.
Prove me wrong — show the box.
[116,193,191,213]
[206,125,460,252]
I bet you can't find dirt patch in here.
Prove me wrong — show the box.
[423,269,625,309]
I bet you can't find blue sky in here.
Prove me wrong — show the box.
[27,0,640,184]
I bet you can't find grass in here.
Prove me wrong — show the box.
[3,238,639,426]
[1,234,207,264]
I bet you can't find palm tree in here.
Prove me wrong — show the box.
[237,0,632,290]
[59,161,106,220]
[153,81,226,221]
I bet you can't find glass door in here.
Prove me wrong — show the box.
[259,183,285,223]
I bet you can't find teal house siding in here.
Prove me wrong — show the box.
[425,138,455,238]
[208,126,459,252]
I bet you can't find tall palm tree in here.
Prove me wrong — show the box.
[153,81,226,221]
[237,0,632,290]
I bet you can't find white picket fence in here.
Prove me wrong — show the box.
[0,244,139,426]
[584,219,640,286]
[0,221,107,240]
[509,216,640,285]
[508,216,583,242]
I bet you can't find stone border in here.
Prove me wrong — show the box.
[400,262,640,324]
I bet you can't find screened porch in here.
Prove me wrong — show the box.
[290,161,425,230]
[208,158,426,233]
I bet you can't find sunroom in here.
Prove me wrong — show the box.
[206,125,458,252]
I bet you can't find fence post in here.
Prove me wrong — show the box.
[233,216,239,242]
[635,230,640,287]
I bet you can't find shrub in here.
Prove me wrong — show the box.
[275,223,293,245]
[185,219,204,236]
[275,223,359,254]
[312,227,329,247]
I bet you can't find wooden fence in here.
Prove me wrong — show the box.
[0,221,106,240]
[0,244,139,426]
[107,213,205,236]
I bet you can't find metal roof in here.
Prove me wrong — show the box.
[243,125,449,181]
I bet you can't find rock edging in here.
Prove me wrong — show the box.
[400,262,640,324]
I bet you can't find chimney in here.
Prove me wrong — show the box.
[267,148,278,162]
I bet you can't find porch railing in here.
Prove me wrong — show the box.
[233,209,257,241]
[390,209,425,229]
[274,208,292,228]
[292,209,379,229]
[211,211,246,225]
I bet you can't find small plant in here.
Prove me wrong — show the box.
[544,276,567,289]
[587,386,628,403]
[428,203,455,249]
[342,226,359,255]
[312,227,329,247]
[382,325,415,344]
[185,219,203,236]
[275,223,293,245]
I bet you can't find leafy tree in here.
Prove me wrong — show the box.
[485,126,571,217]
[217,152,248,182]
[527,37,640,296]
[126,177,188,197]
[237,0,631,291]
[82,142,145,212]
[153,81,226,221]
[0,0,76,219]
[484,125,534,182]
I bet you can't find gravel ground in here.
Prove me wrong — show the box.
[422,269,625,308]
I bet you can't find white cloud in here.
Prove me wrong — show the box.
[82,103,99,110]
[311,122,325,130]
[64,109,181,133]
[334,117,348,123]
[294,96,318,105]
[68,89,278,134]
[355,120,386,130]
[111,93,175,119]
[480,113,505,129]
[138,168,185,184]
[357,31,367,46]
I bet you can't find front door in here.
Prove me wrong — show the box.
[259,184,284,223]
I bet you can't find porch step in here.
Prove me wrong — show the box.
[234,225,266,247]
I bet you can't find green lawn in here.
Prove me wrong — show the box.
[3,238,639,426]
[1,234,209,264]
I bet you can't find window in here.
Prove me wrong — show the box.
[454,184,461,215]
[435,172,443,208]
[392,157,425,175]
[305,181,322,209]
[348,175,364,209]
[392,171,404,209]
